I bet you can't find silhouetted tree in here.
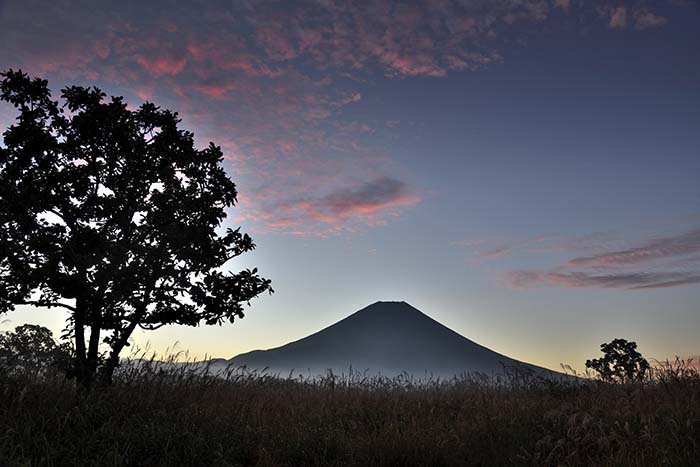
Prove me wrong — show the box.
[0,70,272,386]
[0,324,72,375]
[585,338,649,384]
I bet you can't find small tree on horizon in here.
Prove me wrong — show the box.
[0,70,272,386]
[585,338,650,384]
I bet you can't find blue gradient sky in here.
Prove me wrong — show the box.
[1,0,699,371]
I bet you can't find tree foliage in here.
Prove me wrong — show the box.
[0,70,272,385]
[0,324,72,375]
[585,338,650,384]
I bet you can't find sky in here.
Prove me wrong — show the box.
[1,0,699,372]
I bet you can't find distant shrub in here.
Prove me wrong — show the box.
[585,338,650,384]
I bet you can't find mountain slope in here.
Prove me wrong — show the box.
[230,301,558,378]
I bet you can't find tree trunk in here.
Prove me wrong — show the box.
[72,341,98,388]
[99,346,122,386]
[72,297,105,388]
[72,297,94,388]
[85,319,101,383]
[98,321,137,385]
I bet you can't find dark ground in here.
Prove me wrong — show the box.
[1,361,699,466]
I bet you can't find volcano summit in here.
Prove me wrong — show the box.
[230,301,559,379]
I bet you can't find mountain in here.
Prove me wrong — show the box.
[230,301,561,379]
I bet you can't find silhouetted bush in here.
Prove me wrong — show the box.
[585,338,650,384]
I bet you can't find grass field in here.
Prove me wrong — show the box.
[1,358,699,466]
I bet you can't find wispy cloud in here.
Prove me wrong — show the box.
[634,9,669,29]
[478,246,514,260]
[457,223,700,290]
[567,229,700,268]
[316,177,416,219]
[604,4,669,31]
[498,227,700,291]
[253,177,420,236]
[506,270,700,290]
[455,233,597,262]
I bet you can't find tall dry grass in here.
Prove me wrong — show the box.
[1,352,698,466]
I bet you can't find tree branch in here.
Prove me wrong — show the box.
[138,322,168,330]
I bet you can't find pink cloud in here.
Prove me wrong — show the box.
[264,218,301,229]
[267,177,420,235]
[609,7,628,29]
[379,52,447,78]
[235,176,419,237]
[554,0,571,11]
[192,82,237,99]
[132,86,155,101]
[134,53,187,77]
[317,177,418,218]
